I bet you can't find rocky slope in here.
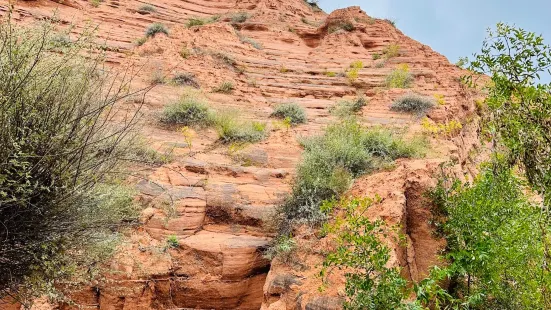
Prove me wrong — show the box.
[2,0,482,309]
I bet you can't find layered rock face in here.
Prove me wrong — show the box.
[2,1,482,309]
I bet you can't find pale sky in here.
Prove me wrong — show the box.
[318,0,551,67]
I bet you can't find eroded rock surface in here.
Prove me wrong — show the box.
[1,1,483,309]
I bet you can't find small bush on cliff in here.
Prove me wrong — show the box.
[145,23,168,37]
[161,95,211,127]
[385,64,413,88]
[137,4,156,14]
[271,103,307,125]
[231,12,249,23]
[0,17,143,302]
[280,120,425,226]
[212,81,234,93]
[390,93,435,116]
[185,15,220,28]
[330,96,367,117]
[212,111,267,143]
[171,72,200,88]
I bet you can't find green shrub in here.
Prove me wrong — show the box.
[160,95,211,126]
[212,81,234,93]
[231,12,249,23]
[390,93,435,116]
[264,234,296,263]
[385,64,413,88]
[321,197,413,310]
[330,96,367,117]
[212,111,267,143]
[137,4,156,14]
[145,23,168,38]
[372,53,381,60]
[421,163,548,309]
[171,72,199,88]
[0,17,141,300]
[185,15,220,28]
[166,235,179,248]
[280,120,425,225]
[271,103,307,125]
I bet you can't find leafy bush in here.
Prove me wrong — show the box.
[0,18,142,301]
[372,53,381,60]
[330,97,367,117]
[212,111,267,143]
[280,120,425,225]
[321,197,413,310]
[271,103,307,125]
[160,95,211,126]
[231,11,249,23]
[385,64,413,88]
[171,72,199,88]
[325,71,337,77]
[212,81,234,93]
[137,4,156,14]
[421,163,549,309]
[145,23,168,37]
[390,93,435,116]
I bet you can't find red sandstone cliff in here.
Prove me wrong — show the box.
[1,1,482,309]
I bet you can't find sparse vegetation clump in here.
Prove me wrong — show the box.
[350,60,364,69]
[185,15,220,28]
[171,72,199,88]
[383,43,400,58]
[390,93,435,116]
[385,64,413,88]
[231,11,249,23]
[240,36,263,49]
[271,103,307,125]
[212,111,267,143]
[264,234,296,263]
[330,96,367,117]
[280,120,425,226]
[145,23,168,37]
[137,4,156,14]
[372,53,381,60]
[328,21,355,34]
[160,95,211,127]
[212,81,234,93]
[0,17,143,301]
